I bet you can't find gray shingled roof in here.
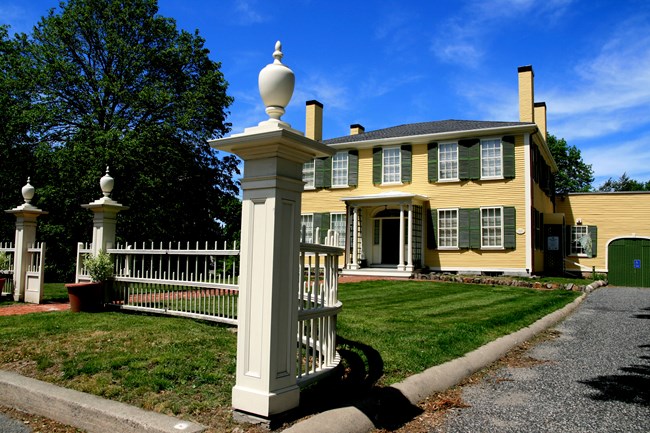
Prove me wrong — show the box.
[323,119,531,144]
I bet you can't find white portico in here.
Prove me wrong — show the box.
[341,191,427,276]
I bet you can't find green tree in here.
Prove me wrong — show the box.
[9,0,240,281]
[0,26,43,240]
[547,133,594,194]
[597,173,650,192]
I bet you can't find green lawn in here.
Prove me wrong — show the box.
[336,280,581,384]
[0,280,581,431]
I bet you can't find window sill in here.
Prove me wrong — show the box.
[381,182,403,186]
[437,178,460,183]
[481,246,505,250]
[304,186,316,191]
[331,184,351,189]
[438,247,460,251]
[480,176,505,181]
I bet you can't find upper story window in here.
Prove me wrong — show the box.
[303,159,315,189]
[332,152,349,187]
[481,138,502,179]
[481,207,503,248]
[438,209,458,248]
[439,142,458,181]
[382,147,401,184]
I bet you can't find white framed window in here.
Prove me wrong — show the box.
[330,213,346,247]
[481,207,503,248]
[438,209,458,248]
[481,138,502,179]
[382,147,401,184]
[571,226,590,256]
[438,142,458,181]
[303,159,315,189]
[301,214,314,243]
[332,152,349,187]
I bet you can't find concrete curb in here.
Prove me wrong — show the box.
[283,293,587,433]
[0,370,206,433]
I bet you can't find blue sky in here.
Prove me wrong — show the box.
[3,0,650,187]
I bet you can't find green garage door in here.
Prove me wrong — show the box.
[608,238,650,287]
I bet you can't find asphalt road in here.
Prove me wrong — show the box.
[434,287,650,433]
[0,413,30,433]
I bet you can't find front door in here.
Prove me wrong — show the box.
[381,219,400,265]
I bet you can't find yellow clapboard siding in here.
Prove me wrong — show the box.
[302,136,532,272]
[557,193,650,271]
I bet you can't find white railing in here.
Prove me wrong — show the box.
[75,241,240,325]
[0,242,15,296]
[297,229,344,386]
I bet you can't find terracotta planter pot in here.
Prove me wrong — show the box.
[65,282,104,312]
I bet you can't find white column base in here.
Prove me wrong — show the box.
[232,384,300,418]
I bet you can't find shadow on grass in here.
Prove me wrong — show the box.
[282,336,423,430]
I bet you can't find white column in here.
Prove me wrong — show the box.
[398,205,405,270]
[406,204,414,271]
[350,207,359,270]
[209,41,335,420]
[212,129,334,419]
[5,179,47,303]
[81,168,129,255]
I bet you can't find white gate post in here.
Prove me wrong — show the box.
[81,167,129,256]
[210,41,333,420]
[5,178,47,303]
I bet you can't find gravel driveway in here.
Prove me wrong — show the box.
[434,287,650,433]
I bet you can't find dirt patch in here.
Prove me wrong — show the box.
[0,405,85,433]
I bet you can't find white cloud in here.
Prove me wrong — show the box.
[234,0,267,25]
[431,0,573,68]
[545,16,650,141]
[581,133,650,182]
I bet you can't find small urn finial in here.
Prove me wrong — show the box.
[100,166,114,197]
[22,177,35,204]
[258,40,295,122]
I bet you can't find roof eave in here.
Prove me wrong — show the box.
[326,123,538,149]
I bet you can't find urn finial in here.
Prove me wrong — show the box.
[258,40,295,123]
[22,177,35,204]
[100,166,114,197]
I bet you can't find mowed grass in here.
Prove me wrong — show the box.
[336,280,581,384]
[0,280,581,430]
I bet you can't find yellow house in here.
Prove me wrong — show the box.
[300,65,650,284]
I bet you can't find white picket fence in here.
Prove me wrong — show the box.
[76,241,240,324]
[297,230,343,385]
[74,230,344,384]
[0,242,15,296]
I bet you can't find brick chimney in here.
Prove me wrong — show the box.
[305,100,323,141]
[518,65,535,123]
[350,124,365,135]
[534,102,547,141]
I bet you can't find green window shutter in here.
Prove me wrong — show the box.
[427,208,437,249]
[459,139,480,180]
[372,147,382,185]
[314,158,324,188]
[320,213,330,243]
[322,156,332,188]
[401,144,412,183]
[459,208,470,248]
[589,226,598,258]
[428,142,438,182]
[565,225,572,255]
[348,150,358,187]
[469,208,481,249]
[504,206,516,249]
[502,136,515,179]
